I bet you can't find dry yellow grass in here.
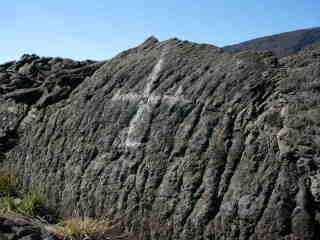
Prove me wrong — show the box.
[51,217,114,240]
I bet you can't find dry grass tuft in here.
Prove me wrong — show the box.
[51,217,114,240]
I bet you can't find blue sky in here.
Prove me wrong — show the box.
[1,0,319,62]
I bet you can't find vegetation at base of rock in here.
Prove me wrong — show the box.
[0,170,123,240]
[0,213,126,240]
[19,192,45,216]
[0,191,45,217]
[0,169,19,196]
[51,217,114,240]
[0,169,46,218]
[0,196,17,212]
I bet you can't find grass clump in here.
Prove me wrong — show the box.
[0,192,45,216]
[0,168,46,217]
[0,170,19,196]
[19,192,45,216]
[52,217,114,240]
[0,196,19,212]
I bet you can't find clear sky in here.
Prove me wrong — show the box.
[1,0,319,63]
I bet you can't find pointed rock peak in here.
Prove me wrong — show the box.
[139,36,160,50]
[144,36,159,44]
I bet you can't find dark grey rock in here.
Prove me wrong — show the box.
[13,226,38,238]
[0,216,48,240]
[0,35,320,240]
[18,235,40,240]
[39,233,58,240]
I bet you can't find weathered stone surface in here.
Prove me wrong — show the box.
[0,215,58,240]
[0,36,320,240]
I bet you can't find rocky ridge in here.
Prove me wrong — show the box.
[0,36,320,239]
[224,27,320,57]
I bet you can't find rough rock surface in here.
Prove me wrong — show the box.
[0,214,58,240]
[224,27,320,58]
[1,36,320,240]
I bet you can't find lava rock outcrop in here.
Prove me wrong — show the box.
[1,36,320,239]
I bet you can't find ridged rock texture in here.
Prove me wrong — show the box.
[1,37,320,240]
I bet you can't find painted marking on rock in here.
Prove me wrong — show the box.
[111,55,191,148]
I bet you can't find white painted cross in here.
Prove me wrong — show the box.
[112,55,190,148]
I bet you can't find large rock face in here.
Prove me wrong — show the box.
[1,37,320,239]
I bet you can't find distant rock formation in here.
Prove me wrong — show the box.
[1,32,320,239]
[224,27,320,57]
